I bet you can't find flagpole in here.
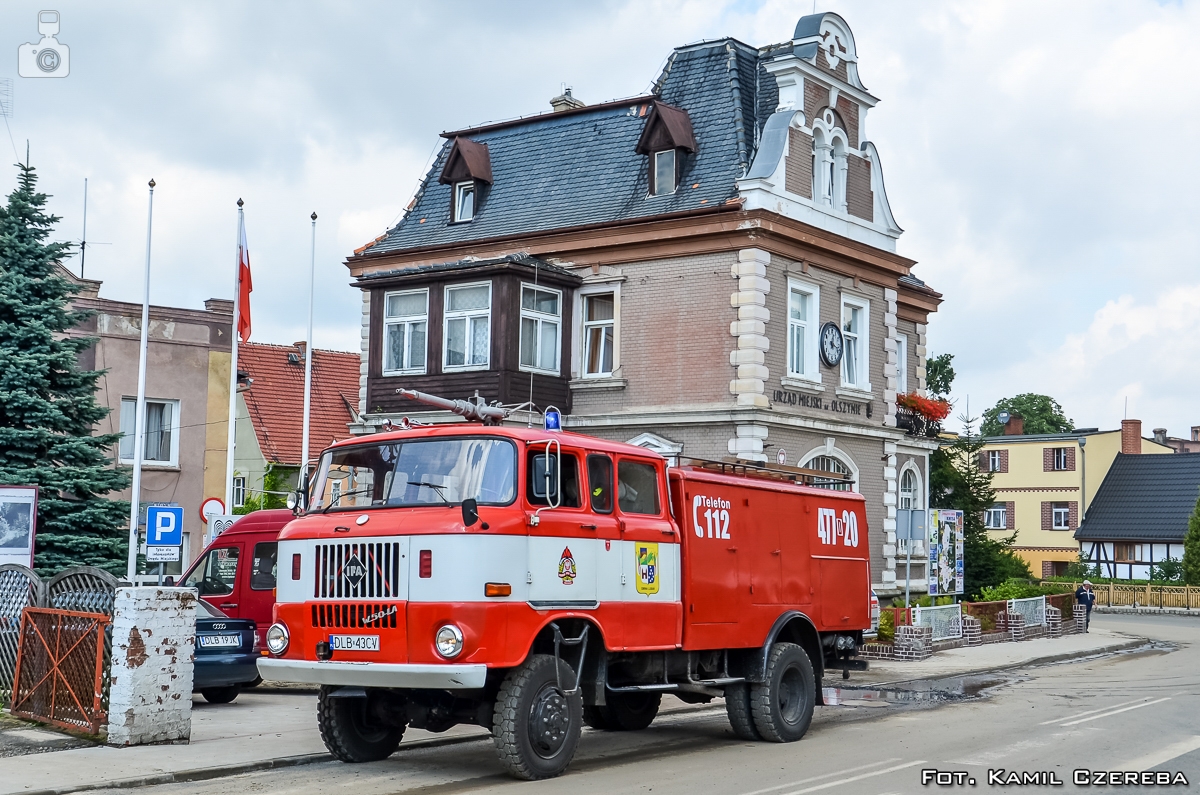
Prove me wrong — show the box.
[126,179,155,582]
[223,199,244,513]
[300,212,316,476]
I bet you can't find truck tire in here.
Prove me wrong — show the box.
[583,692,661,731]
[317,686,405,763]
[749,642,815,743]
[724,682,761,741]
[492,654,582,780]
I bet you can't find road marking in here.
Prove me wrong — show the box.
[739,759,902,795]
[1059,697,1171,726]
[1119,736,1200,771]
[1038,696,1152,725]
[764,760,928,795]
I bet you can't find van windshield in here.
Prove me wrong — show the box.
[308,437,517,512]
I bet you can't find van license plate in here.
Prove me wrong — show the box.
[199,635,240,648]
[330,634,380,652]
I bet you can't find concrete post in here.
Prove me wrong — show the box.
[108,587,197,746]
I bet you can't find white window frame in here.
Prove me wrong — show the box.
[1053,447,1069,471]
[443,281,492,372]
[118,397,181,468]
[988,450,1002,472]
[580,288,618,379]
[785,278,820,382]
[1052,502,1070,529]
[985,504,1007,530]
[232,476,246,508]
[382,288,429,376]
[652,150,676,196]
[839,294,871,391]
[518,283,562,376]
[453,180,476,222]
[895,334,908,394]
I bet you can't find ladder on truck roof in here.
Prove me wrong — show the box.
[681,457,855,490]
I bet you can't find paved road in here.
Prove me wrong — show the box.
[94,613,1199,794]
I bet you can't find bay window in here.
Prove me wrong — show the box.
[383,289,428,375]
[444,283,491,370]
[519,285,561,374]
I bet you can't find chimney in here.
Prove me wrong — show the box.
[549,87,585,113]
[1004,414,1024,435]
[290,341,307,364]
[204,298,234,314]
[1153,428,1168,445]
[1192,425,1200,443]
[1121,419,1142,454]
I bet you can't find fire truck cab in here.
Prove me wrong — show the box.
[258,417,870,780]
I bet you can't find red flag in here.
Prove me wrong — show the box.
[237,218,252,342]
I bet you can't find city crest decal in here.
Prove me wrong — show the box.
[636,543,659,595]
[558,546,576,585]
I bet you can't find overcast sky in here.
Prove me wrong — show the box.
[1,0,1197,436]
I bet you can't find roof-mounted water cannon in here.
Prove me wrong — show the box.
[396,388,511,425]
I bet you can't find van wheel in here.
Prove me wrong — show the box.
[200,686,240,704]
[492,655,582,780]
[317,686,405,762]
[750,642,815,742]
[724,682,760,741]
[583,692,660,731]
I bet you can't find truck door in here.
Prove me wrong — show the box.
[182,542,243,617]
[526,447,597,608]
[614,456,678,649]
[747,492,782,605]
[243,539,278,643]
[779,493,813,606]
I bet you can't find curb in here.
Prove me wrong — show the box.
[13,732,488,795]
[1094,606,1200,618]
[861,637,1148,688]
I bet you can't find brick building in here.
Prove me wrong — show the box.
[343,13,942,597]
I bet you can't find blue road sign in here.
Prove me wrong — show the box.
[146,505,184,547]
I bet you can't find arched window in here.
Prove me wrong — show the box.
[810,109,848,212]
[809,454,853,491]
[900,468,920,509]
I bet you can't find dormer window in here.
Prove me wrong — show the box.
[454,181,476,222]
[652,150,676,196]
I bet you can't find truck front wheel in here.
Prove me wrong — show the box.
[492,654,583,780]
[317,686,405,762]
[750,642,815,742]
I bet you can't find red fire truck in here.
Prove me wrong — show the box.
[258,393,870,780]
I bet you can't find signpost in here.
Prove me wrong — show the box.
[206,514,238,546]
[146,505,184,585]
[199,497,225,526]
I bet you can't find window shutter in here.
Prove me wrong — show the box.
[1041,501,1052,530]
[1065,447,1076,471]
[1043,448,1053,472]
[1006,501,1015,530]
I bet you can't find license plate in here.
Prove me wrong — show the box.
[330,634,380,652]
[199,634,241,649]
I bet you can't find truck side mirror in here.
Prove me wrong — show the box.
[462,498,479,527]
[163,576,175,586]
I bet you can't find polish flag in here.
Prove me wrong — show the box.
[237,219,253,342]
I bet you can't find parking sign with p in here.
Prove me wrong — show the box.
[147,505,184,547]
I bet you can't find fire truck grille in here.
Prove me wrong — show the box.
[311,602,399,629]
[314,542,403,599]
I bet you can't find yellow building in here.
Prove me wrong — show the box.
[980,418,1171,577]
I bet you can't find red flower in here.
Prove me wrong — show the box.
[897,392,951,422]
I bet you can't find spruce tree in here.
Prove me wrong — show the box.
[0,163,129,576]
[1183,492,1200,587]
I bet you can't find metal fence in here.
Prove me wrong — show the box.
[911,603,963,641]
[11,608,109,734]
[0,565,119,708]
[1007,596,1047,627]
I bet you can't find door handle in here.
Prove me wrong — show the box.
[772,549,781,556]
[580,524,597,530]
[726,547,737,552]
[220,603,238,609]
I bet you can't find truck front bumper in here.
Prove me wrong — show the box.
[257,658,487,690]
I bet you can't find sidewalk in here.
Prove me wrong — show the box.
[854,626,1145,686]
[3,628,1148,795]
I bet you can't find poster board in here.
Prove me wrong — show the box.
[0,485,38,568]
[928,509,964,596]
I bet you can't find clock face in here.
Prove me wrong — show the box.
[819,322,844,367]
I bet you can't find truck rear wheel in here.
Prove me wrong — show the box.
[492,654,583,780]
[724,682,761,741]
[750,642,815,743]
[317,686,405,762]
[582,691,660,731]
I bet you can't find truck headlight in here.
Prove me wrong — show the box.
[435,624,463,659]
[266,622,290,655]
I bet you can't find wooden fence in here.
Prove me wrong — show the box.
[1065,582,1200,609]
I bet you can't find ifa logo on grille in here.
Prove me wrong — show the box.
[340,554,368,589]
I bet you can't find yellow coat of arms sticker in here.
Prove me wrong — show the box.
[636,543,659,595]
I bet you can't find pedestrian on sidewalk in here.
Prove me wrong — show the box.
[1075,580,1096,631]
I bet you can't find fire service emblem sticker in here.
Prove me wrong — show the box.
[557,547,576,585]
[636,543,659,595]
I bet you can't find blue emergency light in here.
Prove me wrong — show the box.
[544,410,562,432]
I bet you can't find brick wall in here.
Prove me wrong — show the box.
[108,587,197,746]
[804,80,827,128]
[1006,501,1015,530]
[1069,501,1079,530]
[845,157,873,221]
[835,95,860,147]
[786,128,814,199]
[1041,501,1052,531]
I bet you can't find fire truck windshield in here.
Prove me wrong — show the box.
[308,437,517,512]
